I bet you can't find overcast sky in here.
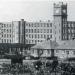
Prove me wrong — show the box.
[0,0,75,22]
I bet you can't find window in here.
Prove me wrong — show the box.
[72,24,74,27]
[2,35,3,37]
[26,34,28,37]
[50,29,52,33]
[4,39,6,43]
[4,34,6,38]
[38,35,39,38]
[47,50,50,54]
[47,23,49,27]
[55,31,56,34]
[10,40,11,43]
[4,24,6,27]
[35,34,37,38]
[38,40,39,42]
[35,40,37,43]
[10,29,11,33]
[50,23,52,27]
[68,29,70,33]
[41,23,42,27]
[41,35,43,38]
[32,40,34,43]
[7,39,8,43]
[10,24,11,27]
[73,51,75,55]
[37,23,39,27]
[29,40,31,44]
[31,29,33,33]
[10,35,11,38]
[47,29,49,33]
[7,24,8,27]
[29,29,30,33]
[50,35,52,38]
[40,29,42,33]
[34,29,36,33]
[29,34,31,38]
[7,29,9,33]
[56,50,59,53]
[7,34,8,38]
[4,29,6,32]
[68,24,70,27]
[32,35,33,38]
[41,40,42,42]
[72,30,74,33]
[47,35,49,38]
[29,24,30,27]
[32,24,33,27]
[37,29,39,33]
[34,23,36,27]
[44,23,46,27]
[44,29,46,33]
[44,35,46,38]
[66,51,69,55]
[69,35,71,39]
[2,24,3,27]
[2,39,3,43]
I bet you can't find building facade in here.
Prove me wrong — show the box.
[55,39,75,59]
[0,19,25,44]
[54,2,67,41]
[0,22,13,43]
[25,21,54,44]
[54,2,75,41]
[0,19,54,44]
[12,19,25,44]
[0,2,75,44]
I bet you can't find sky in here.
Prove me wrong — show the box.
[0,0,75,22]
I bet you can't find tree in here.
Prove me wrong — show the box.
[34,60,42,70]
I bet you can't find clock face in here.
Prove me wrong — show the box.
[55,9,60,14]
[63,9,66,13]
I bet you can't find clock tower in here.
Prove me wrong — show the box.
[53,2,67,41]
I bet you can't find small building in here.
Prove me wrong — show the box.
[55,39,75,59]
[31,39,58,58]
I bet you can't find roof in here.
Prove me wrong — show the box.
[0,43,35,48]
[56,40,75,50]
[31,39,59,50]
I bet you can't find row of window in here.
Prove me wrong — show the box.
[26,34,52,39]
[26,23,52,27]
[56,50,75,55]
[68,29,75,33]
[2,34,12,38]
[26,40,44,44]
[63,29,75,34]
[63,35,71,40]
[2,39,12,43]
[63,23,75,27]
[25,29,52,33]
[1,24,12,28]
[68,23,75,27]
[1,29,11,33]
[32,50,50,54]
[32,50,75,56]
